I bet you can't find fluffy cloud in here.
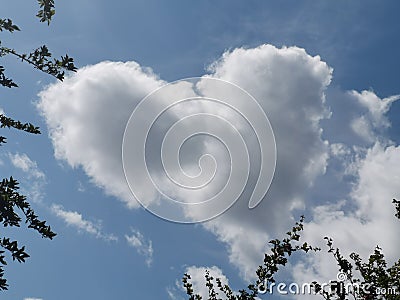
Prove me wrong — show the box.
[288,90,400,294]
[125,229,154,267]
[37,45,332,280]
[321,88,399,147]
[51,204,117,242]
[37,44,400,286]
[198,45,333,280]
[351,90,399,129]
[349,91,399,142]
[293,142,400,291]
[37,61,164,208]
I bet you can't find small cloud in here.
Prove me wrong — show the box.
[330,143,351,157]
[166,286,184,300]
[51,204,117,242]
[349,91,400,143]
[125,229,153,267]
[77,181,86,192]
[10,153,45,179]
[350,90,400,128]
[24,298,43,300]
[9,153,46,203]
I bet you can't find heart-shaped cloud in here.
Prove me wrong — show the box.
[38,44,400,282]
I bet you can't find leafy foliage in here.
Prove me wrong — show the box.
[184,202,400,300]
[312,203,400,300]
[0,65,17,88]
[312,238,400,300]
[0,114,41,146]
[0,19,20,33]
[183,216,320,300]
[1,46,77,81]
[393,199,400,220]
[36,0,56,25]
[0,176,57,291]
[0,0,76,291]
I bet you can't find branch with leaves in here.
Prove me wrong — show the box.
[393,199,400,220]
[183,216,321,300]
[313,240,400,300]
[313,201,400,300]
[36,0,56,25]
[184,201,400,300]
[0,177,57,290]
[1,46,76,82]
[0,0,77,291]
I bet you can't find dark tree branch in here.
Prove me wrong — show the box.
[0,114,41,134]
[1,46,77,82]
[0,0,76,291]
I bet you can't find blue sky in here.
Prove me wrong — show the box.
[1,1,400,300]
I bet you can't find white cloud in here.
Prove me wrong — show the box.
[38,45,332,280]
[201,47,400,283]
[37,61,165,208]
[351,90,399,129]
[9,153,46,203]
[77,181,86,192]
[10,153,45,179]
[196,45,332,281]
[37,44,400,286]
[330,143,351,157]
[290,90,400,293]
[125,229,153,267]
[348,90,399,142]
[351,116,375,143]
[292,142,400,293]
[24,298,43,300]
[51,204,117,242]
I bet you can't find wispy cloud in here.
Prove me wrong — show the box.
[10,153,45,179]
[166,286,184,300]
[77,181,86,192]
[51,204,117,242]
[9,152,46,203]
[125,229,153,267]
